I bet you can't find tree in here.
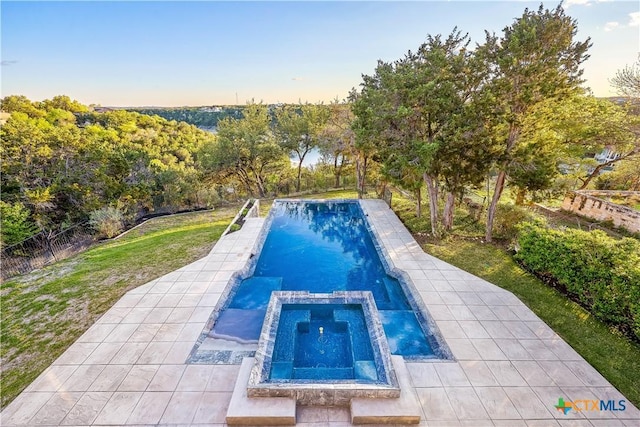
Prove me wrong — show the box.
[1,95,215,228]
[318,100,354,188]
[352,30,493,232]
[610,59,640,99]
[275,103,329,192]
[595,156,640,191]
[199,102,286,197]
[41,95,89,113]
[482,4,591,241]
[349,86,384,199]
[0,95,46,118]
[525,95,639,191]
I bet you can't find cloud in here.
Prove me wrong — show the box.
[601,12,640,32]
[564,0,591,8]
[604,21,620,32]
[291,77,304,81]
[1,60,17,66]
[564,0,612,8]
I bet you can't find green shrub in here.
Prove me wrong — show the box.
[493,204,540,241]
[515,224,640,340]
[89,207,125,238]
[0,201,39,247]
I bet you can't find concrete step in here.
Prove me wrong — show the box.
[226,357,296,425]
[350,355,421,424]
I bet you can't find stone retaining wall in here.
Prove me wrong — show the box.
[561,191,640,233]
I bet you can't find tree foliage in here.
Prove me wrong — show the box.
[481,4,591,241]
[318,100,354,188]
[610,59,640,100]
[351,29,495,231]
[198,103,287,197]
[274,103,329,192]
[1,95,216,233]
[0,201,39,247]
[128,106,244,129]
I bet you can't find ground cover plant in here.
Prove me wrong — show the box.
[0,207,237,408]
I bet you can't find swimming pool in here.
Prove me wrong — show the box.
[200,200,447,361]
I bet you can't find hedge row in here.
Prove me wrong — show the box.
[515,224,640,341]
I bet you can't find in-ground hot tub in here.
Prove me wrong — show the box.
[247,291,399,406]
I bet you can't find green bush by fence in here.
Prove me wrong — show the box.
[515,224,640,341]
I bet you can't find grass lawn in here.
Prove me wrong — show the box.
[0,207,238,409]
[391,195,640,407]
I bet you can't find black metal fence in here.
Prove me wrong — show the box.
[1,223,95,281]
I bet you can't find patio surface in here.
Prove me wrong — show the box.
[1,199,638,426]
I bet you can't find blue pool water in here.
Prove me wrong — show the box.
[211,201,435,357]
[270,304,378,381]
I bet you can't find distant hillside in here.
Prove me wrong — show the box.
[125,106,245,129]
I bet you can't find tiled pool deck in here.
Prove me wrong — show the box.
[2,200,638,426]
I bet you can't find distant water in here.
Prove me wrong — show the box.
[291,148,322,167]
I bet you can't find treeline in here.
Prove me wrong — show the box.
[199,102,354,197]
[126,107,244,129]
[348,4,639,242]
[0,96,357,246]
[0,95,220,245]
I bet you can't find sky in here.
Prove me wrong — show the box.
[1,0,638,107]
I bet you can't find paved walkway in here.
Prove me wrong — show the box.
[1,200,638,426]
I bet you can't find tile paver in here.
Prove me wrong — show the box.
[147,364,186,391]
[125,391,172,424]
[60,391,112,425]
[30,391,84,425]
[93,391,142,425]
[1,203,637,426]
[118,364,159,391]
[87,364,131,391]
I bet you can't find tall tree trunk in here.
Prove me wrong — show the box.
[443,191,455,230]
[334,154,341,188]
[486,124,519,242]
[416,188,422,218]
[424,173,439,235]
[295,150,308,193]
[485,170,507,242]
[356,153,368,199]
[252,168,266,198]
[515,187,526,205]
[238,168,254,197]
